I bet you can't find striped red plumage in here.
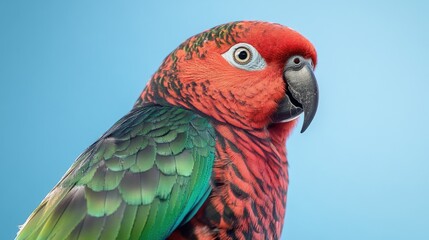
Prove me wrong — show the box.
[140,21,317,239]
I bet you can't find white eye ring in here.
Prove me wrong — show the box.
[222,43,266,71]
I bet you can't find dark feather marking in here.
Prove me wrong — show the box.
[200,82,208,93]
[244,228,253,240]
[204,203,221,225]
[218,90,229,102]
[230,183,249,199]
[227,229,238,240]
[255,177,266,193]
[217,135,226,150]
[272,199,279,221]
[177,223,199,240]
[226,139,241,154]
[245,136,269,159]
[222,204,235,226]
[212,102,231,123]
[213,178,224,188]
[258,205,267,218]
[231,163,244,180]
[250,201,263,227]
[269,221,277,239]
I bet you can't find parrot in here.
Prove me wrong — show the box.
[16,21,318,240]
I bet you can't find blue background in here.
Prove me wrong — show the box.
[1,1,428,239]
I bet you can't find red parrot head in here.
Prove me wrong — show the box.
[141,21,318,132]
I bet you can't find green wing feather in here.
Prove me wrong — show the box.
[16,105,216,240]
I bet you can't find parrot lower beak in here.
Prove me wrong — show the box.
[272,56,319,133]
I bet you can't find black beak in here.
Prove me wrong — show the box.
[272,55,319,133]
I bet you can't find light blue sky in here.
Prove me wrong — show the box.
[1,1,428,239]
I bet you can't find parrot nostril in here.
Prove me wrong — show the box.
[293,57,301,65]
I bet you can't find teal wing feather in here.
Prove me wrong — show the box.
[16,105,216,240]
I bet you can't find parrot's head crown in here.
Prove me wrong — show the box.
[140,21,318,132]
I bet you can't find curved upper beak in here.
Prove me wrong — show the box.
[272,56,319,133]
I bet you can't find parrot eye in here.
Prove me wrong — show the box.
[233,47,252,64]
[222,43,266,71]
